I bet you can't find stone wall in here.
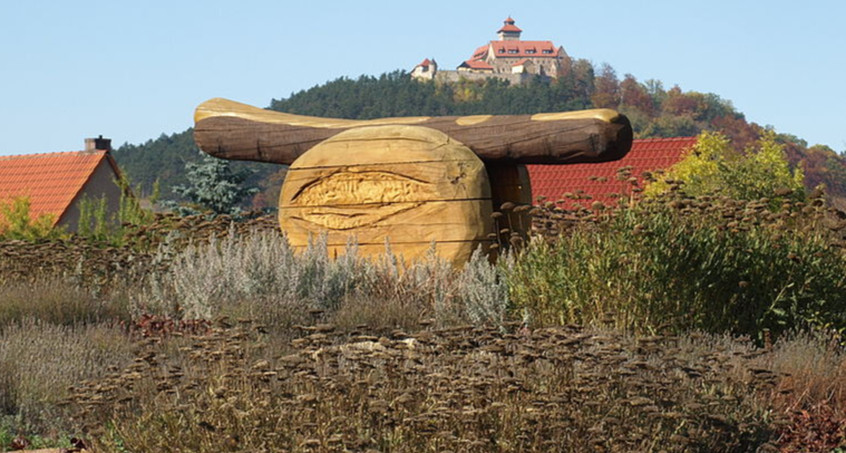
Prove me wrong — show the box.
[433,70,550,85]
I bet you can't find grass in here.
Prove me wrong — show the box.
[0,278,131,327]
[0,319,134,438]
[506,185,846,343]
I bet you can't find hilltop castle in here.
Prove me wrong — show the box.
[412,17,570,84]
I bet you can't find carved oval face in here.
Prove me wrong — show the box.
[290,170,435,230]
[279,125,493,265]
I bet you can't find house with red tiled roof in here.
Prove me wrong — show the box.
[0,136,124,232]
[412,17,569,84]
[527,136,698,209]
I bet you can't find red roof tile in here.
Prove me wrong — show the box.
[498,23,522,33]
[418,58,432,67]
[460,59,494,70]
[526,137,697,209]
[0,150,111,225]
[471,45,489,59]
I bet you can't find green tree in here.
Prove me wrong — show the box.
[0,197,63,241]
[167,154,259,216]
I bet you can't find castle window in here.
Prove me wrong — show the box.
[542,49,553,54]
[508,49,519,54]
[525,49,536,54]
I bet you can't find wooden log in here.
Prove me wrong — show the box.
[194,98,633,165]
[279,125,493,265]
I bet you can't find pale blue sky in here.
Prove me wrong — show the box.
[1,1,844,156]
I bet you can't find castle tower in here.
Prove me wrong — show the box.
[411,58,437,80]
[497,17,522,41]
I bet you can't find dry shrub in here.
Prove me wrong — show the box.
[0,237,160,291]
[754,331,846,451]
[329,294,428,334]
[0,320,133,435]
[72,323,777,452]
[0,278,130,327]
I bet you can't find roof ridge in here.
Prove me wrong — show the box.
[0,149,106,160]
[636,136,697,142]
[490,40,556,44]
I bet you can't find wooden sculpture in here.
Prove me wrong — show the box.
[194,98,633,264]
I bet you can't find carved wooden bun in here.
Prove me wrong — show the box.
[194,98,633,165]
[279,125,492,264]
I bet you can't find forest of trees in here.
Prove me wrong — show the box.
[112,58,846,209]
[269,63,748,143]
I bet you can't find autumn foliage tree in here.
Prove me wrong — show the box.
[619,74,654,116]
[590,63,620,109]
[645,131,806,204]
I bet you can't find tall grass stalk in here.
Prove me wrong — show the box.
[0,320,132,434]
[0,279,130,327]
[506,194,846,341]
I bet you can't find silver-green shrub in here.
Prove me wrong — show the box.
[141,229,511,327]
[457,247,510,326]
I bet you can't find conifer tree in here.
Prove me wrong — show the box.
[168,154,259,217]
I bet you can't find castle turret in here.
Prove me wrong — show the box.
[497,17,522,41]
[411,58,437,80]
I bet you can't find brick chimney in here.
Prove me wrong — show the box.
[84,135,112,152]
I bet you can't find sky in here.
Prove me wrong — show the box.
[1,1,844,156]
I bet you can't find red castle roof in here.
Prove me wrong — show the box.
[498,24,522,33]
[471,45,489,59]
[527,136,697,209]
[460,59,494,70]
[0,150,118,225]
[498,17,522,33]
[490,40,561,58]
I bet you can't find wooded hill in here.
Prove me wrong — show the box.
[112,61,846,209]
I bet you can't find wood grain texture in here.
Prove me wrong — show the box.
[194,98,633,166]
[279,125,493,265]
[487,163,533,246]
